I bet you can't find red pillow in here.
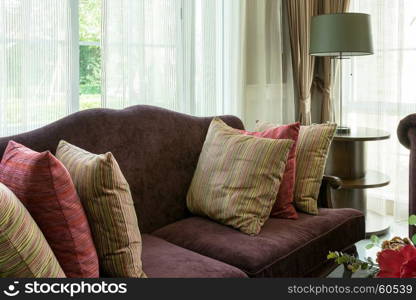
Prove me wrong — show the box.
[240,122,300,219]
[0,141,99,278]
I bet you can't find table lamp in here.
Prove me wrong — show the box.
[309,13,373,134]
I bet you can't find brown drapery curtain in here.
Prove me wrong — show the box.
[317,0,350,123]
[286,0,318,125]
[286,0,350,124]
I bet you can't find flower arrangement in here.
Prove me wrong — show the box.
[327,215,416,278]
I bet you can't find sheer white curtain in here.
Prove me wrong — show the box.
[102,0,292,125]
[0,0,77,137]
[189,0,246,118]
[102,0,246,118]
[244,0,295,129]
[343,0,416,221]
[101,0,183,111]
[185,0,293,124]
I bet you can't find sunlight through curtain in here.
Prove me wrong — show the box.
[0,0,77,137]
[343,0,416,221]
[102,0,246,119]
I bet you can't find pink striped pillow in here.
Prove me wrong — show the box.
[0,141,99,278]
[240,122,300,219]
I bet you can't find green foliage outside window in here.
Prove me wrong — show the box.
[79,0,101,43]
[79,0,101,109]
[80,45,101,95]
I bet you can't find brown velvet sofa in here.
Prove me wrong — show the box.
[0,105,365,278]
[398,114,416,238]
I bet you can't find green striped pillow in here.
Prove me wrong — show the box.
[0,183,65,278]
[55,141,146,278]
[256,121,336,214]
[187,118,293,235]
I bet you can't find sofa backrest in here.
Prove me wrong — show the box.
[0,105,244,233]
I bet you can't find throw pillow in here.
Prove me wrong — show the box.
[55,140,146,278]
[0,141,99,278]
[240,122,300,219]
[0,183,65,278]
[187,118,293,235]
[256,121,336,214]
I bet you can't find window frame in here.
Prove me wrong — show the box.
[70,0,80,113]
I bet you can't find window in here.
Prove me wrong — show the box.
[0,0,75,136]
[101,0,242,118]
[0,0,244,136]
[343,0,416,220]
[79,0,102,110]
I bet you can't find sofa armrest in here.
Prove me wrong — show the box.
[322,175,343,190]
[398,114,416,238]
[397,113,416,149]
[318,175,343,208]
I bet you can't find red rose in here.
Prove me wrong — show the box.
[377,245,416,278]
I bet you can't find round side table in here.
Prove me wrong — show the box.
[325,127,391,238]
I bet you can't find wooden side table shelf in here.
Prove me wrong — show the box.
[325,127,390,238]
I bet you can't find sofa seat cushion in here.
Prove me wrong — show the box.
[153,208,365,277]
[141,235,247,278]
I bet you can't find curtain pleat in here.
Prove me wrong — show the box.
[102,0,246,119]
[102,0,181,111]
[286,0,318,125]
[183,0,246,118]
[192,0,225,116]
[0,0,75,137]
[244,0,295,129]
[316,0,350,123]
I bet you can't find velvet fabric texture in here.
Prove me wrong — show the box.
[187,118,293,235]
[240,122,300,219]
[0,141,99,278]
[0,105,366,278]
[153,208,365,277]
[141,235,247,278]
[0,105,244,234]
[398,114,416,238]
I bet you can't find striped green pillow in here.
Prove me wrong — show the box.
[187,118,293,235]
[56,141,146,278]
[256,121,336,214]
[0,183,65,278]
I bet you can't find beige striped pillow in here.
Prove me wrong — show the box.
[187,118,293,235]
[256,121,336,214]
[0,183,65,278]
[56,141,146,278]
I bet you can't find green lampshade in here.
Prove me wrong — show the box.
[310,13,373,57]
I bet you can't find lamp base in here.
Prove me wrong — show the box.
[336,126,351,134]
